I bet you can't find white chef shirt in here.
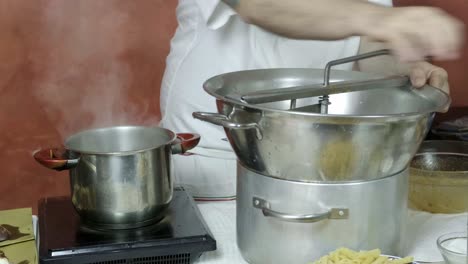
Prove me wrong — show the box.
[160,0,392,198]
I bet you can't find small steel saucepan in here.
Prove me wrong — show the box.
[34,126,200,229]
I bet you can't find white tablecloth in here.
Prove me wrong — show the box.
[33,202,466,263]
[195,200,467,264]
[196,201,247,264]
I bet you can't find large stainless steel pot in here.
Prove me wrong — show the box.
[193,52,450,182]
[236,162,408,264]
[34,126,200,229]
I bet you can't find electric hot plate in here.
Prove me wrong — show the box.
[38,187,216,264]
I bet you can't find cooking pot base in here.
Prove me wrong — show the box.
[80,210,168,231]
[78,215,172,239]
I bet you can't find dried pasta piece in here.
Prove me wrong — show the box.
[341,248,359,259]
[312,248,413,264]
[371,256,388,264]
[361,256,376,264]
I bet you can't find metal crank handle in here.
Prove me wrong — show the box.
[319,49,392,113]
[240,75,409,104]
[253,197,349,223]
[323,49,391,85]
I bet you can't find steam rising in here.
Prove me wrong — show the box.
[33,1,159,140]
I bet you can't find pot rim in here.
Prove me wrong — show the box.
[64,125,177,156]
[417,140,468,153]
[410,140,468,174]
[204,68,451,120]
[238,161,408,185]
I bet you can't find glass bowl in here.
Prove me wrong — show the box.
[409,140,468,214]
[437,232,467,264]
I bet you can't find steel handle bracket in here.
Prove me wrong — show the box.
[253,197,348,223]
[193,112,263,139]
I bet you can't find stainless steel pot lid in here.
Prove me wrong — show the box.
[204,68,449,117]
[203,50,450,118]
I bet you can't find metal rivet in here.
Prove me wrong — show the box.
[339,210,344,216]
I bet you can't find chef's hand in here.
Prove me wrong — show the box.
[405,62,450,112]
[366,7,464,62]
[407,61,449,94]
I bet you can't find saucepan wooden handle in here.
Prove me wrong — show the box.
[33,147,79,171]
[171,133,201,155]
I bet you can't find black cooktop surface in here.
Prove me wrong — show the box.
[38,188,216,264]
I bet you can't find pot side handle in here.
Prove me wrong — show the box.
[193,112,257,130]
[192,112,263,140]
[253,197,349,223]
[171,133,201,155]
[33,148,79,171]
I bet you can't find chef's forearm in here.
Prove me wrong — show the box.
[224,0,388,40]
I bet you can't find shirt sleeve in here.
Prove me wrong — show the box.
[196,0,392,30]
[196,0,237,30]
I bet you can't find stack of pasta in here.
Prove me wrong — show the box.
[312,248,414,264]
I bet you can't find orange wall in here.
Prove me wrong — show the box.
[0,0,467,213]
[0,0,178,213]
